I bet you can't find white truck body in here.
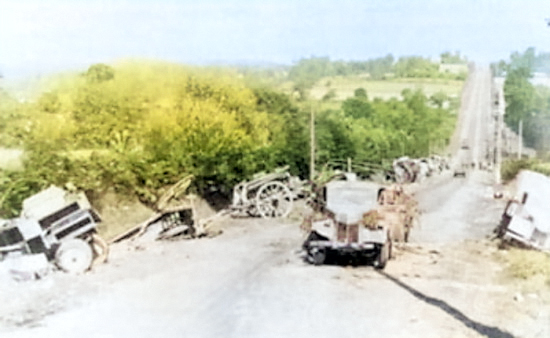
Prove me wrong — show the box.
[500,170,550,251]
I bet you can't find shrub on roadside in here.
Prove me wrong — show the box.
[501,159,538,182]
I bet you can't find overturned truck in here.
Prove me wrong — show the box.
[496,170,550,251]
[0,186,108,274]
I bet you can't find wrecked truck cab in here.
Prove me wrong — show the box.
[0,186,108,274]
[497,170,550,251]
[302,176,391,268]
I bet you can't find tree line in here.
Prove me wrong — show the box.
[287,52,467,98]
[0,60,458,217]
[494,48,550,156]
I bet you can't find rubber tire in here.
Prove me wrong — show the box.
[55,238,93,274]
[308,248,326,266]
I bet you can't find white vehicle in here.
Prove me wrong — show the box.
[302,174,391,268]
[0,186,108,273]
[497,170,550,251]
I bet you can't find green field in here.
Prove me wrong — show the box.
[309,76,464,101]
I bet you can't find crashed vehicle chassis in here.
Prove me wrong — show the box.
[0,187,108,274]
[303,218,390,268]
[303,176,391,268]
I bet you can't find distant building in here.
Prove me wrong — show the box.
[530,72,550,87]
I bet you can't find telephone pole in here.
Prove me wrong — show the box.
[495,80,504,185]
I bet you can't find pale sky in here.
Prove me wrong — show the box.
[1,0,549,78]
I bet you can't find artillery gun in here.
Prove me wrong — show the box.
[231,166,302,218]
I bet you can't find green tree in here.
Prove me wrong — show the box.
[440,51,467,64]
[504,66,535,133]
[85,63,115,83]
[38,91,61,113]
[342,97,373,119]
[394,56,439,78]
[430,91,448,109]
[315,110,355,164]
[253,88,309,177]
[354,88,367,99]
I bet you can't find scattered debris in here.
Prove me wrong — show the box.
[113,168,303,244]
[112,175,227,243]
[393,156,449,183]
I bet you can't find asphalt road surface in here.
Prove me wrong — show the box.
[1,66,548,338]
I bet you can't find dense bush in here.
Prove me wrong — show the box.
[500,158,547,183]
[499,48,550,154]
[0,60,458,218]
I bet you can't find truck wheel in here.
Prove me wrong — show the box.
[308,248,326,265]
[55,238,93,274]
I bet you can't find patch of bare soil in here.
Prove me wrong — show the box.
[91,189,223,242]
[92,191,154,241]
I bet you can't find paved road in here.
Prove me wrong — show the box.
[457,66,493,168]
[1,66,526,338]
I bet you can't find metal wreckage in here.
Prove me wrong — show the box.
[0,163,421,277]
[301,172,419,269]
[0,167,304,279]
[112,166,304,243]
[0,186,108,277]
[496,170,550,252]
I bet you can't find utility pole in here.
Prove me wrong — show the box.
[495,80,504,185]
[518,119,523,159]
[309,104,316,181]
